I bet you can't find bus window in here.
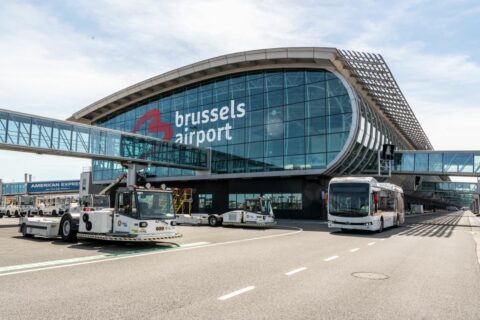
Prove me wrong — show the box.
[379,191,395,211]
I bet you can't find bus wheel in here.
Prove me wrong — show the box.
[15,211,19,217]
[6,211,11,217]
[39,210,43,216]
[0,212,4,218]
[395,214,400,228]
[20,212,26,217]
[52,210,57,217]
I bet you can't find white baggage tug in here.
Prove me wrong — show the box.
[176,196,276,227]
[19,184,181,243]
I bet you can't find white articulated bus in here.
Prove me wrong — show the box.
[327,177,405,232]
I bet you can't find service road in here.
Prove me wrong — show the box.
[0,211,479,320]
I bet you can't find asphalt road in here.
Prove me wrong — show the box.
[1,211,479,320]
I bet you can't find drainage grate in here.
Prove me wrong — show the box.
[352,272,389,280]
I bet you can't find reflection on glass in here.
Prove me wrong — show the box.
[93,69,354,181]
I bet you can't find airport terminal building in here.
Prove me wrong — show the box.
[69,48,434,219]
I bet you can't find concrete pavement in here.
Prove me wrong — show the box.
[0,211,479,319]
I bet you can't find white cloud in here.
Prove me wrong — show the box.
[0,2,134,119]
[0,0,478,183]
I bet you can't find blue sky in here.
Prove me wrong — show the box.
[0,0,479,182]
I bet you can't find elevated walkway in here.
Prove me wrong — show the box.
[0,109,209,170]
[392,151,480,176]
[419,181,478,194]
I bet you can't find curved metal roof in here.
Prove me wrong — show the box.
[336,50,433,150]
[69,47,433,150]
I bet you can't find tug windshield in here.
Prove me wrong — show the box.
[136,191,175,220]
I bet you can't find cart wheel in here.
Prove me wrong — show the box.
[208,216,219,227]
[60,216,78,243]
[21,223,34,238]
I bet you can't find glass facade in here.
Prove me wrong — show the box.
[228,193,302,210]
[0,111,208,170]
[198,193,213,210]
[393,152,480,175]
[333,96,409,175]
[420,181,478,193]
[94,69,353,181]
[2,183,26,195]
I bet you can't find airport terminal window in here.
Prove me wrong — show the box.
[414,153,428,172]
[444,153,473,173]
[198,194,213,210]
[229,193,302,210]
[427,153,441,172]
[2,183,25,195]
[475,154,480,173]
[93,69,353,181]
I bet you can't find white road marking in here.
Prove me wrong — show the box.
[285,267,307,276]
[0,243,209,273]
[0,226,302,277]
[0,255,107,273]
[180,242,210,247]
[367,242,375,246]
[350,248,360,253]
[218,286,255,300]
[324,255,339,262]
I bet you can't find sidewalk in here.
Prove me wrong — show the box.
[0,217,19,227]
[468,213,480,266]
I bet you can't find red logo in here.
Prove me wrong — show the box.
[133,109,173,140]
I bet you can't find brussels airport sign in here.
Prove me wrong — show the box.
[174,100,245,146]
[133,100,246,147]
[27,180,80,194]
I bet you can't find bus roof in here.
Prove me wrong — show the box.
[329,176,379,186]
[329,177,403,193]
[378,183,404,193]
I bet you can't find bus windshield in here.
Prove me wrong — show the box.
[135,191,175,220]
[329,183,370,217]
